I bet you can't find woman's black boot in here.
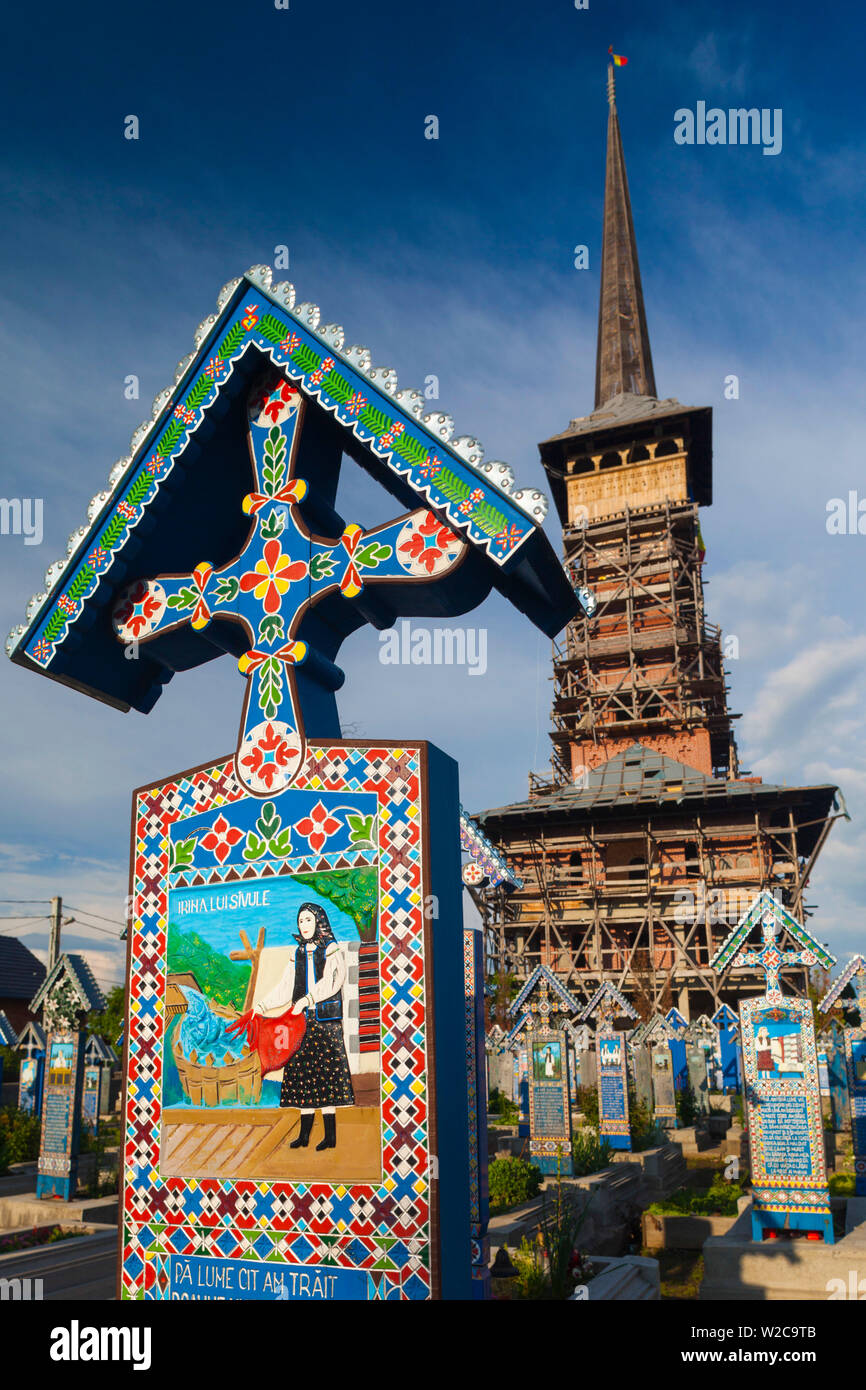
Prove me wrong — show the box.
[316,1112,337,1151]
[290,1112,315,1148]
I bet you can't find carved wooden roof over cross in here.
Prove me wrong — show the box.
[819,954,866,1020]
[8,268,576,796]
[711,890,836,1006]
[30,952,105,1029]
[579,980,638,1026]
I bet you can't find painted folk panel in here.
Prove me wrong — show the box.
[741,998,833,1242]
[844,1031,866,1195]
[528,1029,572,1175]
[120,741,473,1301]
[18,1055,44,1116]
[36,1031,85,1200]
[597,1031,630,1150]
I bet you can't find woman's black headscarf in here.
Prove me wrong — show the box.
[294,901,335,946]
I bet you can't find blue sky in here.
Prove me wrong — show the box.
[2,0,866,992]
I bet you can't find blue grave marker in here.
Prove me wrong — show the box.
[712,1003,741,1092]
[711,890,836,1243]
[665,1007,689,1090]
[819,955,866,1196]
[30,955,105,1201]
[581,983,638,1150]
[15,1020,46,1116]
[505,967,580,1174]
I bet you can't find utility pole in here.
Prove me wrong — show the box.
[48,895,62,971]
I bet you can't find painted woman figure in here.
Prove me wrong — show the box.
[255,902,354,1151]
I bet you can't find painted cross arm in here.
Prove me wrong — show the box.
[112,378,477,793]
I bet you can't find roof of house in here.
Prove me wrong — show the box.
[0,936,46,1001]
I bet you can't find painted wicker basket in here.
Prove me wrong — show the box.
[172,1028,262,1107]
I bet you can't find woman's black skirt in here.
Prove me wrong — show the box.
[279,1018,355,1109]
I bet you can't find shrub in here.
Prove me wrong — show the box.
[571,1130,612,1176]
[0,1106,41,1168]
[487,1088,519,1125]
[676,1084,698,1128]
[629,1094,664,1152]
[647,1170,744,1218]
[575,1085,599,1130]
[488,1155,542,1214]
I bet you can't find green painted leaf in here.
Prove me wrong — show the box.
[393,433,430,467]
[213,576,240,604]
[218,322,245,359]
[258,656,283,720]
[310,552,337,581]
[126,473,152,505]
[347,813,376,847]
[435,469,471,504]
[67,566,94,600]
[259,509,286,539]
[157,420,183,457]
[359,405,390,436]
[293,343,320,374]
[167,587,197,612]
[258,613,285,644]
[256,802,281,839]
[170,836,197,871]
[322,371,352,404]
[355,542,393,568]
[268,828,293,858]
[242,832,267,862]
[472,502,508,537]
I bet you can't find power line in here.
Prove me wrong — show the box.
[65,904,127,929]
[0,914,52,921]
[66,919,125,940]
[0,899,50,904]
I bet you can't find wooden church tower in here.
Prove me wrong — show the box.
[472,66,843,1019]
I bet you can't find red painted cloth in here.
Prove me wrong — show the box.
[227,1008,306,1073]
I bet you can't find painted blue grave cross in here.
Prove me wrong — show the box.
[732,922,820,1003]
[111,374,469,795]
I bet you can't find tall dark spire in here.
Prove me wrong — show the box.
[594,63,656,409]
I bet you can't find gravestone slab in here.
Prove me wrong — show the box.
[652,1047,677,1128]
[631,1040,653,1114]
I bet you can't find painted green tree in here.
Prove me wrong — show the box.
[292,867,378,942]
[167,922,249,1010]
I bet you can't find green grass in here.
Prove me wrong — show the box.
[648,1248,704,1299]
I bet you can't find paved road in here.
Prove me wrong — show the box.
[0,1231,117,1300]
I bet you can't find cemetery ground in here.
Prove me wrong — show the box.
[0,1059,861,1303]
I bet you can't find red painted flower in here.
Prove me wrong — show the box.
[200,814,244,864]
[295,800,342,853]
[113,580,163,637]
[240,723,299,791]
[260,380,300,422]
[495,523,523,552]
[239,540,307,615]
[398,511,458,575]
